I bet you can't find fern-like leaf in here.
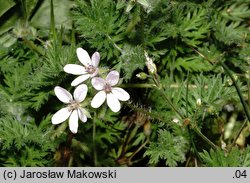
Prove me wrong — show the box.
[144,129,189,166]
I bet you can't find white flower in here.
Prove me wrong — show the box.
[64,48,100,86]
[52,84,89,134]
[91,71,130,112]
[196,98,202,106]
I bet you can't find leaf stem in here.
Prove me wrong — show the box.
[121,83,156,88]
[191,46,250,149]
[22,38,45,56]
[192,127,218,150]
[221,63,250,122]
[222,63,250,147]
[152,70,218,150]
[128,137,149,164]
[160,88,184,119]
[106,35,123,53]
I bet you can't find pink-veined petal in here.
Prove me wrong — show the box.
[106,71,119,86]
[52,107,71,124]
[107,93,121,112]
[69,109,78,134]
[54,86,72,103]
[91,52,100,67]
[78,108,87,123]
[63,64,87,75]
[91,77,106,90]
[74,84,88,102]
[91,90,106,108]
[76,48,91,66]
[112,87,130,101]
[71,74,90,86]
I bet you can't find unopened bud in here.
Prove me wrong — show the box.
[143,120,151,137]
[221,140,226,150]
[196,98,202,106]
[172,118,179,124]
[245,70,249,79]
[184,118,191,126]
[145,51,157,75]
[136,72,148,80]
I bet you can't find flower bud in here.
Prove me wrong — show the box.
[221,140,226,150]
[196,98,202,106]
[145,51,157,75]
[136,72,148,80]
[172,118,179,124]
[183,118,191,126]
[143,120,151,137]
[245,70,249,79]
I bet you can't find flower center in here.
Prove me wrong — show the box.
[104,84,112,93]
[86,65,96,74]
[68,100,79,111]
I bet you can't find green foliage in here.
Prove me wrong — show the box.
[191,74,242,110]
[144,129,189,166]
[0,115,57,166]
[72,0,127,59]
[212,15,248,45]
[0,0,249,167]
[119,45,146,81]
[221,2,250,21]
[179,8,210,47]
[200,146,250,167]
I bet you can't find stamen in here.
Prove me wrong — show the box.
[86,65,96,74]
[68,100,79,111]
[104,84,112,93]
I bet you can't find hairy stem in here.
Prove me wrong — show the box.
[121,83,156,88]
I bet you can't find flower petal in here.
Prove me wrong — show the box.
[52,107,71,124]
[76,48,91,66]
[78,108,87,123]
[79,107,91,118]
[91,77,106,90]
[71,74,90,86]
[106,71,119,86]
[54,86,73,103]
[112,87,130,101]
[91,90,106,108]
[91,52,100,67]
[64,64,87,75]
[69,109,78,134]
[74,84,88,102]
[107,93,121,112]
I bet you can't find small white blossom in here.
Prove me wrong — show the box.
[91,71,130,112]
[196,98,202,106]
[64,48,100,86]
[172,118,179,124]
[52,84,89,134]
